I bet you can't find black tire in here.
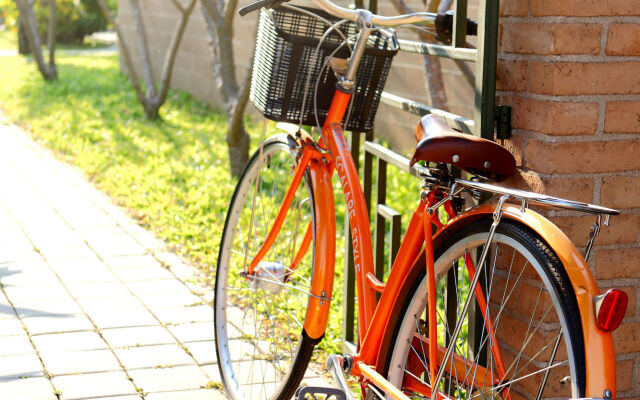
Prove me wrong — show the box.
[215,134,317,400]
[383,219,586,399]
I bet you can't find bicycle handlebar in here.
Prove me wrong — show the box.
[239,0,438,28]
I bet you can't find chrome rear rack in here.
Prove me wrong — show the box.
[454,178,619,216]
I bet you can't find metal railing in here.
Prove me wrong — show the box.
[341,0,502,354]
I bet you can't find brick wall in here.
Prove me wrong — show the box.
[496,1,640,397]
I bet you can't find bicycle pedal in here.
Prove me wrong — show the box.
[295,386,346,400]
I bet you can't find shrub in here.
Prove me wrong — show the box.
[34,0,109,44]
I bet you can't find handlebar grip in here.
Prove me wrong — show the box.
[435,11,478,43]
[239,0,279,16]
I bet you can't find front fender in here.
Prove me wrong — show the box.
[440,204,616,398]
[303,158,336,340]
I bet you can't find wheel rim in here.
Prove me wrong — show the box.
[387,231,580,400]
[216,138,315,400]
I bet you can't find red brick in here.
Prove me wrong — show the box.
[524,139,640,174]
[605,101,640,133]
[601,176,640,209]
[612,322,640,353]
[596,247,640,279]
[501,23,601,55]
[552,215,639,248]
[497,60,528,91]
[531,0,640,16]
[607,24,640,55]
[529,61,640,95]
[502,132,526,168]
[502,172,594,203]
[503,96,598,135]
[500,0,529,16]
[616,359,634,392]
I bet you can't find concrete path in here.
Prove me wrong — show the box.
[0,121,226,399]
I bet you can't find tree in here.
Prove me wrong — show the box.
[201,0,254,177]
[17,15,30,54]
[14,0,57,80]
[96,0,197,119]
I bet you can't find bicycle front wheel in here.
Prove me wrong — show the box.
[384,219,586,400]
[215,134,317,400]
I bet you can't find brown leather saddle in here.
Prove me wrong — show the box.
[409,115,517,182]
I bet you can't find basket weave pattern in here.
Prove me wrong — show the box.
[250,7,398,132]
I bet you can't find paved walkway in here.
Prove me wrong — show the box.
[0,121,226,399]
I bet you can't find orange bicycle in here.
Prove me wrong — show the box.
[214,1,628,399]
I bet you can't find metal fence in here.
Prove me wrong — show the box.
[341,0,505,353]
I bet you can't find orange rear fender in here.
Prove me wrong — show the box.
[439,204,616,398]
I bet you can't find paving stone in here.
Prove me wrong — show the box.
[66,282,131,299]
[22,315,94,336]
[77,295,146,314]
[125,280,193,297]
[153,306,213,325]
[184,341,217,366]
[0,376,57,400]
[145,389,226,400]
[101,326,176,348]
[89,309,158,329]
[32,331,106,354]
[40,349,121,375]
[136,292,202,309]
[167,322,214,343]
[114,344,194,370]
[112,266,175,282]
[13,298,83,318]
[38,246,99,261]
[0,353,45,380]
[128,365,210,393]
[1,270,60,288]
[49,259,117,284]
[0,334,35,356]
[199,364,221,382]
[103,255,163,270]
[53,371,137,399]
[0,231,33,252]
[4,285,71,302]
[0,318,24,336]
[0,251,47,270]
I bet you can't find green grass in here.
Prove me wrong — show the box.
[0,28,16,50]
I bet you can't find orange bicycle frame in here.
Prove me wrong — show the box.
[248,83,617,398]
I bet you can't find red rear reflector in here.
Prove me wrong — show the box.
[594,289,628,332]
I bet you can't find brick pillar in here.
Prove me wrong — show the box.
[496,1,640,397]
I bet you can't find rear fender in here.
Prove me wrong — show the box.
[433,204,616,398]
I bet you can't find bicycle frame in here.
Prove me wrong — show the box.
[247,86,617,400]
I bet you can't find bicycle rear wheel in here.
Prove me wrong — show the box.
[215,134,317,400]
[384,219,586,400]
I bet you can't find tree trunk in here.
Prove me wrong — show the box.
[17,16,30,55]
[201,0,253,177]
[97,0,196,120]
[15,0,57,80]
[47,0,56,69]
